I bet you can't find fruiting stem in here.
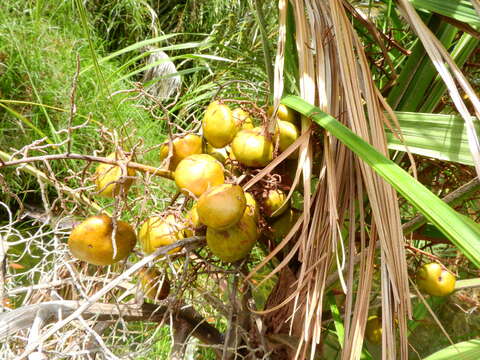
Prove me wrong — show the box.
[0,152,174,180]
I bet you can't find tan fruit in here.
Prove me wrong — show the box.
[206,210,259,262]
[197,184,246,230]
[138,267,170,301]
[245,192,260,222]
[365,316,382,344]
[267,104,297,124]
[94,153,135,198]
[159,134,203,170]
[270,209,301,240]
[277,120,299,156]
[232,108,254,130]
[416,263,456,297]
[139,215,184,254]
[68,215,136,266]
[264,189,289,218]
[231,128,273,168]
[174,154,225,197]
[203,101,236,148]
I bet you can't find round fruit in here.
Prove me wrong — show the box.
[184,203,202,237]
[138,267,170,301]
[159,134,203,170]
[232,108,254,130]
[197,184,246,230]
[365,316,382,344]
[245,192,260,222]
[270,209,301,240]
[231,128,273,168]
[268,104,297,124]
[68,215,136,266]
[139,215,184,254]
[174,154,225,197]
[277,120,299,155]
[202,101,236,148]
[264,189,289,218]
[206,210,259,262]
[416,263,456,297]
[94,153,135,198]
[205,142,229,164]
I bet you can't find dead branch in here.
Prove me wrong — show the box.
[0,300,223,347]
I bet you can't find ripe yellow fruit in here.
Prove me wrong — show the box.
[204,142,229,164]
[232,108,254,130]
[206,210,259,262]
[231,128,273,168]
[277,120,299,156]
[94,153,135,198]
[159,134,203,170]
[365,316,382,344]
[270,209,301,240]
[197,184,246,230]
[264,189,289,218]
[268,104,297,124]
[174,154,225,197]
[68,215,136,266]
[416,263,456,297]
[139,215,184,254]
[138,267,170,301]
[203,101,236,148]
[184,203,202,237]
[245,192,260,222]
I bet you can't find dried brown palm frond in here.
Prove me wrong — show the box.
[397,0,480,178]
[261,1,413,359]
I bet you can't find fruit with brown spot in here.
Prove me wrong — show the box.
[68,215,136,266]
[416,263,456,297]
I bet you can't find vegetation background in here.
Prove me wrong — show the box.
[0,0,479,359]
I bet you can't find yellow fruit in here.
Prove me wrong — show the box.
[264,189,289,218]
[245,192,260,222]
[159,134,203,170]
[197,184,246,230]
[270,209,301,240]
[138,267,170,301]
[94,153,135,198]
[68,215,136,266]
[184,203,202,237]
[203,101,236,148]
[206,210,259,262]
[365,316,382,344]
[232,108,254,130]
[268,104,297,124]
[231,128,273,168]
[139,215,184,254]
[205,142,229,164]
[174,154,225,197]
[277,120,299,156]
[416,263,456,297]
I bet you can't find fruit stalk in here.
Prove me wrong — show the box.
[0,153,174,179]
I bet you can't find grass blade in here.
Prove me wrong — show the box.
[282,95,480,268]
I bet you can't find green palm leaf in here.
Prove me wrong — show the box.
[282,95,480,267]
